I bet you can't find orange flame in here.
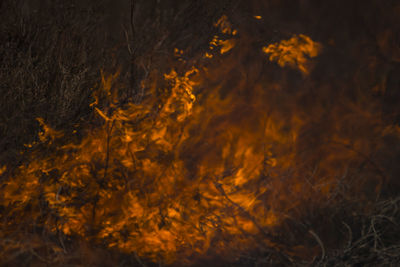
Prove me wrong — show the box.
[263,34,322,74]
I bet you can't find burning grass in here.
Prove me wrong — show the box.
[1,0,400,266]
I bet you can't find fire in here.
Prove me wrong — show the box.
[0,15,394,265]
[263,34,322,74]
[214,15,237,36]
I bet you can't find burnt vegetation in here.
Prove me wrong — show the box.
[1,0,400,266]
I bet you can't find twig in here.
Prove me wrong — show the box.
[92,119,115,224]
[212,181,274,240]
[103,119,115,181]
[309,229,325,263]
[130,0,136,43]
[342,221,353,249]
[30,247,51,264]
[330,140,387,200]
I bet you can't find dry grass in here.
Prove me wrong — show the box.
[0,0,112,164]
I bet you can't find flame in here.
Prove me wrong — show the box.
[214,15,237,36]
[209,16,237,55]
[0,15,394,265]
[210,36,236,55]
[263,34,322,74]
